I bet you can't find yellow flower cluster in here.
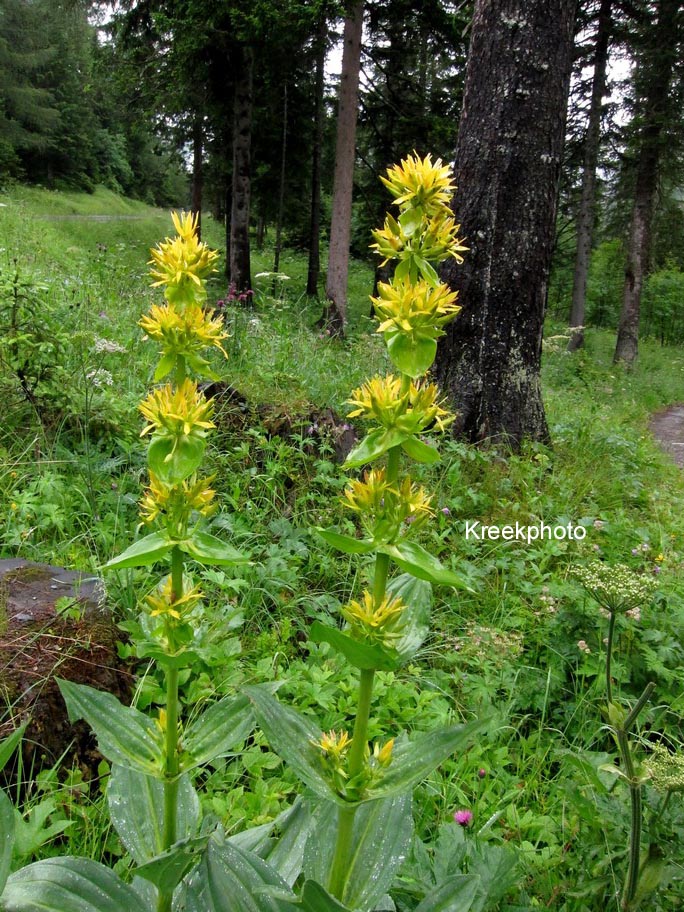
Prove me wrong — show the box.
[145,576,203,621]
[381,152,455,216]
[140,379,215,441]
[341,590,406,646]
[371,210,466,270]
[140,472,217,534]
[372,277,460,339]
[140,303,227,378]
[347,376,453,434]
[149,211,219,305]
[342,468,433,542]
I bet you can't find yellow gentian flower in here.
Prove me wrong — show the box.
[139,379,215,440]
[341,590,406,645]
[149,211,219,305]
[347,375,453,435]
[372,277,460,338]
[381,152,455,216]
[140,471,217,533]
[140,303,227,360]
[145,575,203,621]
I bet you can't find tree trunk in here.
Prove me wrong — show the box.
[322,0,364,334]
[306,19,327,298]
[614,0,679,365]
[230,45,254,294]
[273,84,288,276]
[191,114,203,240]
[433,0,576,447]
[568,0,612,351]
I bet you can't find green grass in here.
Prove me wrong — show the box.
[3,185,684,909]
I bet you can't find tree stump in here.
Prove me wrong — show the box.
[0,560,130,779]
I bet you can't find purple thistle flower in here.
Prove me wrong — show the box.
[454,809,473,827]
[477,768,486,779]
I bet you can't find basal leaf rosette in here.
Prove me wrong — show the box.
[372,277,460,377]
[149,211,219,306]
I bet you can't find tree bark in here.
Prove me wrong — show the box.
[322,0,364,334]
[568,0,612,352]
[306,19,327,298]
[230,45,254,294]
[613,0,679,365]
[433,0,576,447]
[191,114,203,240]
[273,84,288,277]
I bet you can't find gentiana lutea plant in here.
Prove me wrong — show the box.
[0,159,493,912]
[0,213,257,912]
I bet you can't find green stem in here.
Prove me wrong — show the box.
[329,668,376,899]
[617,726,641,910]
[617,683,654,911]
[606,610,617,706]
[329,437,404,899]
[157,548,183,912]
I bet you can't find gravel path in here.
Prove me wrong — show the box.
[650,405,684,467]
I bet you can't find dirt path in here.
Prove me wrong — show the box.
[650,405,684,467]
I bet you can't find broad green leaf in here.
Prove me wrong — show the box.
[366,722,483,801]
[0,722,27,774]
[153,351,176,382]
[181,693,254,770]
[344,427,408,469]
[2,857,150,912]
[105,531,171,570]
[244,686,338,804]
[386,332,437,378]
[401,435,441,464]
[260,798,312,887]
[414,257,439,286]
[107,764,200,864]
[180,531,250,566]
[386,573,432,662]
[310,622,399,671]
[304,794,412,910]
[398,207,423,238]
[0,789,15,895]
[148,434,205,486]
[414,875,481,912]
[135,835,209,894]
[58,680,164,776]
[299,880,351,912]
[381,540,472,589]
[189,833,295,912]
[316,529,375,555]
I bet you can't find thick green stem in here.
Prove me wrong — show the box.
[329,667,376,898]
[329,438,404,899]
[606,610,616,706]
[157,548,183,912]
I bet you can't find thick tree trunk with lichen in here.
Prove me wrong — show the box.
[433,0,575,447]
[322,1,364,334]
[230,46,253,294]
[568,0,612,352]
[614,0,679,365]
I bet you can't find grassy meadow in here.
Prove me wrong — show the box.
[2,185,684,909]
